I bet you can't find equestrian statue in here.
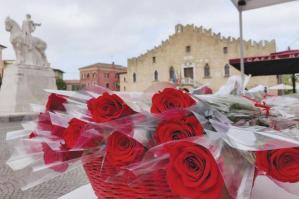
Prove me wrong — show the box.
[5,14,49,66]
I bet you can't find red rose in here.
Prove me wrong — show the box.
[165,141,224,199]
[27,132,41,153]
[46,94,67,112]
[42,143,69,172]
[36,112,65,139]
[106,131,146,167]
[154,111,204,144]
[63,118,87,149]
[42,143,83,172]
[29,132,37,139]
[151,88,196,113]
[87,92,136,123]
[256,147,299,182]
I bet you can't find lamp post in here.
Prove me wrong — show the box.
[238,1,245,93]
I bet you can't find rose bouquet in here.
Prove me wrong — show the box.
[5,85,299,198]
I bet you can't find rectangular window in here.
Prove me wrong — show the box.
[223,47,228,54]
[104,73,110,78]
[186,46,191,53]
[152,56,156,63]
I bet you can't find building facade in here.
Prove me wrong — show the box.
[65,80,82,91]
[80,62,126,91]
[120,24,278,92]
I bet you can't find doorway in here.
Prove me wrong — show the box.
[184,67,194,79]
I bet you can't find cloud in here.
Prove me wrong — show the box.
[0,0,298,79]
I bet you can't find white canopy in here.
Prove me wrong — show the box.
[268,84,293,90]
[231,0,296,11]
[230,0,296,94]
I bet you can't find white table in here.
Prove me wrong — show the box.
[59,176,299,199]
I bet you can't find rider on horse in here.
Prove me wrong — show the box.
[22,14,41,50]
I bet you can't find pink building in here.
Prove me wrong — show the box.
[79,62,126,91]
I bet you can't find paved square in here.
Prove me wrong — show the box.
[0,122,89,199]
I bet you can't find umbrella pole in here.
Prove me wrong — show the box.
[239,9,245,94]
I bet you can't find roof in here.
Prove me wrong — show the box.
[270,50,299,56]
[229,50,299,76]
[0,44,7,49]
[53,68,65,73]
[79,63,127,71]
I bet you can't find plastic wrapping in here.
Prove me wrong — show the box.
[195,94,261,122]
[106,134,255,199]
[5,84,299,198]
[215,75,251,96]
[215,123,299,150]
[264,95,299,119]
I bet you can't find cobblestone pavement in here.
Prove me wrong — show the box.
[0,122,89,199]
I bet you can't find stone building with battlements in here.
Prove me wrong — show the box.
[120,24,278,92]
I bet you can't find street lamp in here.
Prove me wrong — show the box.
[238,0,246,94]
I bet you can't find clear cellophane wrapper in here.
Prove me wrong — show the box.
[5,84,299,198]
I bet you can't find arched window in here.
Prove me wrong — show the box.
[152,56,156,63]
[169,66,175,82]
[186,45,191,53]
[106,83,109,88]
[133,73,136,83]
[87,73,90,78]
[224,64,230,77]
[204,64,210,78]
[124,86,126,91]
[223,47,228,54]
[154,70,158,81]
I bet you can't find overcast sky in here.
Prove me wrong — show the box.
[0,0,298,79]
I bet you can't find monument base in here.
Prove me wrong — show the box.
[0,112,38,123]
[0,64,57,113]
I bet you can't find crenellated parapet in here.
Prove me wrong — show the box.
[128,24,276,62]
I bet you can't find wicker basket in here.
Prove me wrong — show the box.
[83,155,179,199]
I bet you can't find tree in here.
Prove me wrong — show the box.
[56,78,66,90]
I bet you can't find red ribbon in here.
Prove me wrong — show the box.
[243,96,271,117]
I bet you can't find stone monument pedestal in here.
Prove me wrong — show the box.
[0,64,57,114]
